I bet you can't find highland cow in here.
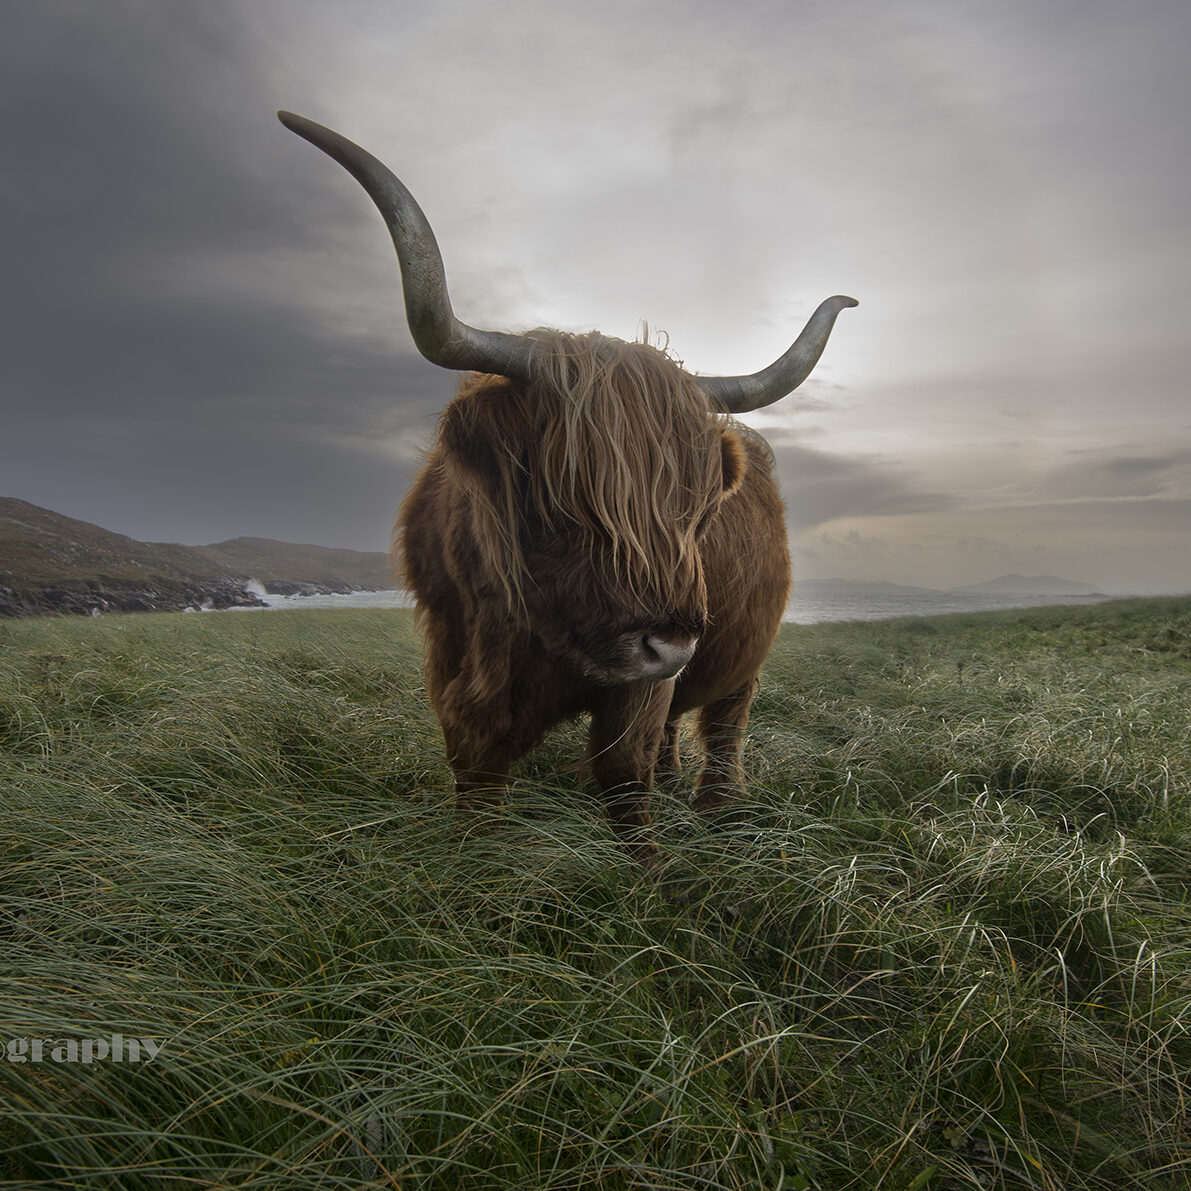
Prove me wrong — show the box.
[279,112,855,864]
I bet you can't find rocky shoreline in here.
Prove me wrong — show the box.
[0,497,397,619]
[257,579,374,598]
[0,578,393,619]
[0,578,266,618]
[0,577,390,618]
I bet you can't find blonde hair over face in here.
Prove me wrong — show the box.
[451,329,727,618]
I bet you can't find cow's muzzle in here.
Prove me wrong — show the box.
[631,631,699,681]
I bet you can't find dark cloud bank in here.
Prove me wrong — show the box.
[2,2,448,549]
[2,1,1188,592]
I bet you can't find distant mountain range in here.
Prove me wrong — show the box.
[800,575,1108,598]
[0,497,392,617]
[952,574,1106,596]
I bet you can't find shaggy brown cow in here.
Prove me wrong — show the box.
[279,112,856,864]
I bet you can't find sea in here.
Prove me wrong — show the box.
[240,586,1115,625]
[784,589,1112,625]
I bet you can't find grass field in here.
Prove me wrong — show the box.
[1,598,1189,1189]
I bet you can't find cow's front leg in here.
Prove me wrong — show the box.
[588,682,674,866]
[438,669,562,828]
[441,715,518,824]
[655,715,683,778]
[437,671,528,828]
[692,679,758,816]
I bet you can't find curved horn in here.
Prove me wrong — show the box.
[697,295,858,413]
[278,111,533,381]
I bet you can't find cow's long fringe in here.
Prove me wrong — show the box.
[400,328,728,621]
[521,329,723,610]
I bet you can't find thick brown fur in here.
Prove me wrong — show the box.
[397,330,790,864]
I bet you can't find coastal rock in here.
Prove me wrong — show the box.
[0,497,391,619]
[0,579,266,618]
[261,579,362,597]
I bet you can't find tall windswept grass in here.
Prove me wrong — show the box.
[1,599,1189,1188]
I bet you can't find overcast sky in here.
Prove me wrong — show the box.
[3,0,1188,592]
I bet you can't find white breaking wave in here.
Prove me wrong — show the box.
[229,588,413,612]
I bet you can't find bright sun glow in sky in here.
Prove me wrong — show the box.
[3,0,1189,592]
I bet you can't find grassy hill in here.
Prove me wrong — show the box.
[1,597,1189,1188]
[196,535,394,593]
[0,497,392,615]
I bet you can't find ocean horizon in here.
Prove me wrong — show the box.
[236,586,1119,624]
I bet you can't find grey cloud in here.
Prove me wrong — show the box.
[770,439,952,531]
[0,1,455,549]
[1008,497,1191,534]
[1043,448,1191,501]
[1,0,1188,595]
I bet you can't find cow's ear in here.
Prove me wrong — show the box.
[719,430,747,499]
[439,374,531,492]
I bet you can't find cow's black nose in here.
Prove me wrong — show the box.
[636,632,698,679]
